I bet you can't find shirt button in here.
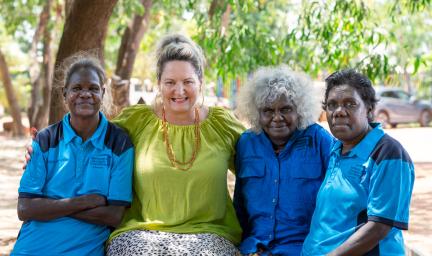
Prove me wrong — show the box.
[274,179,278,183]
[269,234,272,239]
[272,198,277,204]
[270,215,273,219]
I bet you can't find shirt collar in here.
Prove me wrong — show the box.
[258,128,302,154]
[62,112,108,149]
[331,123,385,160]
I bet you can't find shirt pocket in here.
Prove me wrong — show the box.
[283,160,323,207]
[80,155,112,195]
[238,157,266,205]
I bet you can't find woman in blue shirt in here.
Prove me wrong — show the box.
[234,65,334,255]
[12,57,134,256]
[302,69,415,255]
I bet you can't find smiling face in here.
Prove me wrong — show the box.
[325,84,371,148]
[259,95,299,150]
[159,60,201,115]
[64,67,104,119]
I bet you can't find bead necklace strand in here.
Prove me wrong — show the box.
[162,107,201,171]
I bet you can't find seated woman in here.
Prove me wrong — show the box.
[105,34,245,255]
[234,65,334,255]
[302,69,415,256]
[12,57,134,256]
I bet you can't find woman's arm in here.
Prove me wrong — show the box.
[69,205,126,228]
[327,221,391,256]
[17,194,106,222]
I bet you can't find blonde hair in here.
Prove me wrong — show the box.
[155,34,206,82]
[236,65,321,132]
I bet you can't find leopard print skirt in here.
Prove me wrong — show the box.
[106,230,240,256]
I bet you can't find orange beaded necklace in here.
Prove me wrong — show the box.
[162,107,201,171]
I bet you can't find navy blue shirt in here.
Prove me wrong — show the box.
[302,123,414,256]
[234,123,334,255]
[12,113,134,256]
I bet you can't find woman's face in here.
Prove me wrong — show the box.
[325,84,371,146]
[259,95,299,149]
[64,68,104,119]
[159,60,201,114]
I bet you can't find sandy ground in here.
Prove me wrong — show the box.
[0,126,431,255]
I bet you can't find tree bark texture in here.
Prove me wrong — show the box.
[115,0,152,81]
[109,0,152,118]
[28,0,52,129]
[49,0,117,124]
[0,49,26,136]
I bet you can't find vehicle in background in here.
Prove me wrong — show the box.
[374,87,432,128]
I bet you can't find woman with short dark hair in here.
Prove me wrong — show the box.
[302,69,415,256]
[12,57,134,256]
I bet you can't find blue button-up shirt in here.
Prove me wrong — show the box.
[234,123,334,255]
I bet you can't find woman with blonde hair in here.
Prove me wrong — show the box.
[234,65,334,255]
[106,34,244,255]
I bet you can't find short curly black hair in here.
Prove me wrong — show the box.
[323,69,378,112]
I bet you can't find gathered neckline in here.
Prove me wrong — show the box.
[149,106,216,128]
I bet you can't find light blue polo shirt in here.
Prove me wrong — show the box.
[302,123,414,256]
[12,112,134,256]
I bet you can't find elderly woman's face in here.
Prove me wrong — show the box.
[259,96,299,149]
[325,84,371,146]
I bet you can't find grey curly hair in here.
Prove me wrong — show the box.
[236,65,321,132]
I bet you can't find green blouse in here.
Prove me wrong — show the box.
[109,105,245,245]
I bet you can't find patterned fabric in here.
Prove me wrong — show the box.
[106,230,240,256]
[109,105,245,245]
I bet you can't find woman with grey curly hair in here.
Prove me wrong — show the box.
[233,65,334,255]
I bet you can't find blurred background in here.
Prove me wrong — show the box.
[0,0,431,255]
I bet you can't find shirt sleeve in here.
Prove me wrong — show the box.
[18,141,47,198]
[317,126,335,174]
[367,157,415,230]
[233,138,250,237]
[216,108,245,174]
[107,147,134,206]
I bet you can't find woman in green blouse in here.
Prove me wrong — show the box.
[106,34,244,255]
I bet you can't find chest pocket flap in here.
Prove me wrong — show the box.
[238,157,266,178]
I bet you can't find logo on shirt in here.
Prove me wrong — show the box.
[89,156,110,169]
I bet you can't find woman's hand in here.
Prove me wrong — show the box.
[22,128,37,169]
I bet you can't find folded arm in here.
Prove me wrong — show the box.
[17,194,106,222]
[70,205,126,228]
[327,221,391,256]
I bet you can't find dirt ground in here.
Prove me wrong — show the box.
[0,126,431,255]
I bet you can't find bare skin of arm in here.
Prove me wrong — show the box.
[327,221,392,256]
[70,205,126,228]
[17,194,106,222]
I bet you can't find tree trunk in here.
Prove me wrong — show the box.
[0,49,26,136]
[49,0,117,124]
[109,0,152,117]
[28,0,52,129]
[34,10,54,130]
